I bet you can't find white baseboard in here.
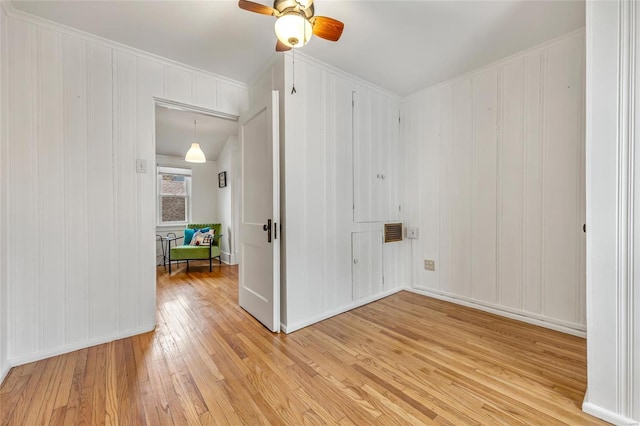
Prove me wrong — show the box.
[406,286,586,337]
[221,251,236,265]
[583,400,639,425]
[7,322,156,368]
[0,361,10,386]
[281,287,404,334]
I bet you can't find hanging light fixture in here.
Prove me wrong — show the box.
[274,11,313,48]
[185,119,206,163]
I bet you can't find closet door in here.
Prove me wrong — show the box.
[353,90,401,223]
[352,231,383,300]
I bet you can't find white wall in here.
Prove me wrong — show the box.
[250,54,408,332]
[583,1,639,424]
[0,4,247,379]
[0,3,9,382]
[216,135,239,264]
[403,30,586,335]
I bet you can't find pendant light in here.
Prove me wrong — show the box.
[185,119,206,163]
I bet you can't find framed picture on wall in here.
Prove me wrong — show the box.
[218,171,227,188]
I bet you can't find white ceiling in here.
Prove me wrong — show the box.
[155,105,238,160]
[9,1,585,96]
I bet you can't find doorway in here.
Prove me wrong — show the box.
[153,99,240,272]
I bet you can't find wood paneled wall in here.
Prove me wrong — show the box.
[1,6,247,372]
[403,30,585,334]
[252,55,408,332]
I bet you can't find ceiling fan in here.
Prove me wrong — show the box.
[238,0,344,51]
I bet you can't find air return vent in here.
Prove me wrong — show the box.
[384,223,403,243]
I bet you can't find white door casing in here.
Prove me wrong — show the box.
[239,90,280,332]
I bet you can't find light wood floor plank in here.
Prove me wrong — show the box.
[0,264,605,425]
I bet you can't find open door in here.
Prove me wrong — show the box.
[239,90,280,332]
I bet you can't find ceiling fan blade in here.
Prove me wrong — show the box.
[311,16,344,42]
[238,0,276,16]
[276,39,292,52]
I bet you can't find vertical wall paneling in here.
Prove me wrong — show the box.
[405,31,586,332]
[282,56,308,324]
[323,73,337,310]
[471,69,498,303]
[164,66,192,105]
[451,80,473,298]
[438,86,454,294]
[10,19,39,356]
[523,53,544,315]
[419,92,440,290]
[62,34,89,345]
[542,36,583,323]
[114,51,139,332]
[87,44,116,338]
[499,58,526,310]
[333,77,355,309]
[3,10,248,366]
[137,58,164,326]
[192,74,217,110]
[37,26,65,350]
[302,62,326,316]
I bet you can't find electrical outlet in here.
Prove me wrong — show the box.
[424,259,435,271]
[407,228,419,239]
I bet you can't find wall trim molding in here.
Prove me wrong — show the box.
[281,288,404,334]
[405,28,585,102]
[616,0,636,416]
[0,363,9,387]
[0,1,247,90]
[407,286,586,337]
[582,400,639,426]
[7,322,156,368]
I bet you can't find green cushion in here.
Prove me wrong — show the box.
[170,244,220,261]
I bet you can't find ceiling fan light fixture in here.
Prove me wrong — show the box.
[274,13,312,48]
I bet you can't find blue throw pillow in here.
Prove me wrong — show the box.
[184,228,196,245]
[200,227,210,233]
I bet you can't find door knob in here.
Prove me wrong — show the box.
[263,219,272,243]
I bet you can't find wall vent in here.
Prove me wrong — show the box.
[384,223,403,243]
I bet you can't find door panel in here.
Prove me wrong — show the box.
[239,90,280,332]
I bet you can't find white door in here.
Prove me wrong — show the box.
[239,90,280,332]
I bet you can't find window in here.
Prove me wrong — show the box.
[157,166,192,225]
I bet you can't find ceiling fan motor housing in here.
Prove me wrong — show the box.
[274,0,315,18]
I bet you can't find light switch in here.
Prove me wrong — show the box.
[136,159,147,174]
[407,228,419,239]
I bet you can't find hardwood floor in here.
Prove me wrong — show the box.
[1,263,604,425]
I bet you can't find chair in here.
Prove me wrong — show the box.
[168,223,223,273]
